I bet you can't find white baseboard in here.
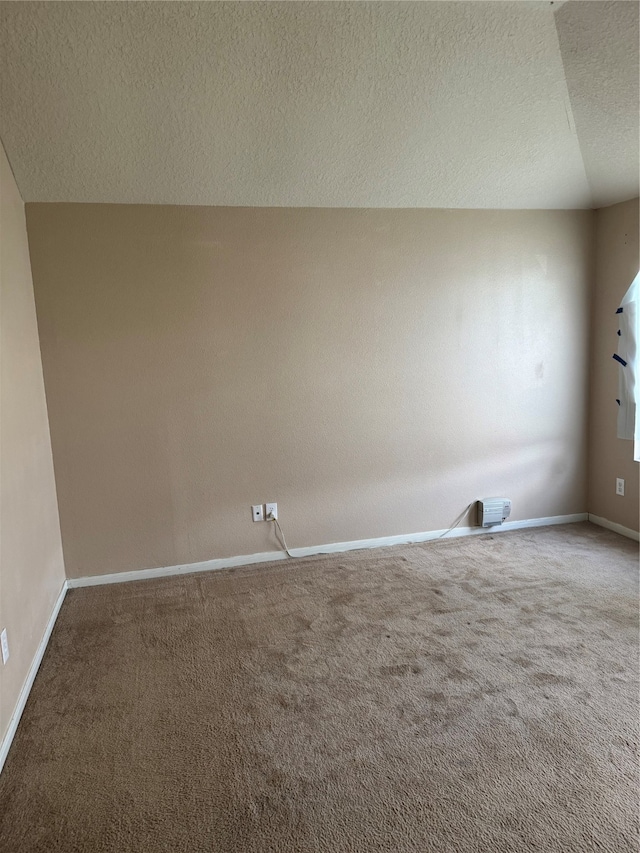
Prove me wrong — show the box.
[0,581,68,775]
[588,514,640,542]
[67,513,588,589]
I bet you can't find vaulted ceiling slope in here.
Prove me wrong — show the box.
[0,1,637,209]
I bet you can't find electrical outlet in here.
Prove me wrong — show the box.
[251,504,264,522]
[1,629,9,665]
[265,502,278,520]
[616,478,625,496]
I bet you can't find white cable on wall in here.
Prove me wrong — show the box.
[270,503,475,555]
[268,513,297,558]
[439,503,474,538]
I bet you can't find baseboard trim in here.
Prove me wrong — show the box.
[67,513,588,589]
[0,581,68,775]
[588,514,640,542]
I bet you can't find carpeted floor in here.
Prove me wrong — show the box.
[0,522,638,852]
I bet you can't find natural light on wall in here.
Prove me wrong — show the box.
[615,272,640,461]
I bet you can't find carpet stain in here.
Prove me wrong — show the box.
[380,663,423,676]
[531,671,575,687]
[513,655,534,668]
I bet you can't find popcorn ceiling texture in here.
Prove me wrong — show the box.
[2,1,635,209]
[554,1,639,208]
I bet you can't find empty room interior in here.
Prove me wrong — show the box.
[0,2,639,851]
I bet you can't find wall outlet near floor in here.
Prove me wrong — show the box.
[616,478,625,496]
[1,629,9,664]
[251,504,264,522]
[265,502,278,520]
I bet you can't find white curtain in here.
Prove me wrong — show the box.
[615,272,639,460]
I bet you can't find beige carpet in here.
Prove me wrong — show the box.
[0,522,638,852]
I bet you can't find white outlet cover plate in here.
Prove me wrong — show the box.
[616,478,625,496]
[265,503,278,520]
[1,629,9,664]
[251,505,264,522]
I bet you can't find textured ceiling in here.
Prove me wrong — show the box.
[554,0,639,208]
[0,1,637,209]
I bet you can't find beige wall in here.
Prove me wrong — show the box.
[26,204,593,578]
[588,198,639,532]
[0,147,65,748]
